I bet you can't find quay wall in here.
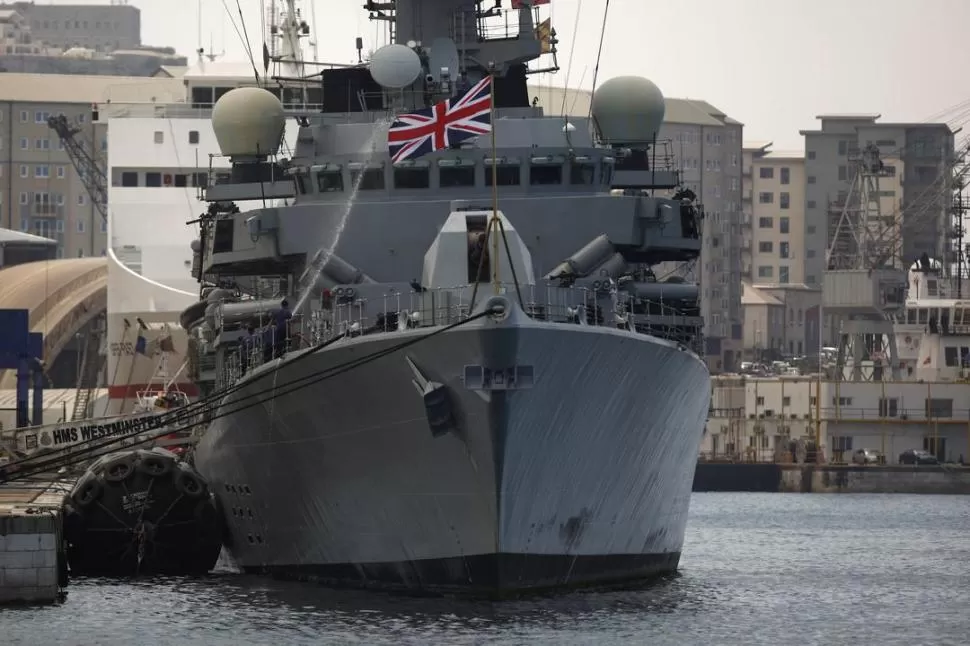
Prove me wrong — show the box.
[0,512,65,605]
[693,462,970,494]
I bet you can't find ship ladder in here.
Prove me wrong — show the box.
[70,328,102,422]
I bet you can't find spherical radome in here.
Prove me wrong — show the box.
[211,87,286,158]
[369,43,422,89]
[591,76,666,145]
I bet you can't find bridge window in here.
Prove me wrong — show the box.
[153,131,164,144]
[529,156,564,186]
[188,130,200,144]
[350,166,385,190]
[569,157,596,185]
[485,157,520,186]
[190,86,213,108]
[601,157,615,185]
[192,173,208,188]
[393,161,430,190]
[145,172,162,187]
[317,168,344,193]
[438,159,475,188]
[121,172,138,187]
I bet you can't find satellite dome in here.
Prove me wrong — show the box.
[591,76,666,145]
[211,87,286,159]
[369,43,422,89]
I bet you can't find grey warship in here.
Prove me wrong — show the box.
[186,0,711,596]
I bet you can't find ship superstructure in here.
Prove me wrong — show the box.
[186,0,711,595]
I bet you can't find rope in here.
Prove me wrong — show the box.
[0,307,499,485]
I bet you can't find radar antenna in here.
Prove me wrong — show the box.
[46,113,107,223]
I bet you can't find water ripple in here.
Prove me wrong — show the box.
[4,493,969,645]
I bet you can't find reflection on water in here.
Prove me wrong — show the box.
[4,494,969,646]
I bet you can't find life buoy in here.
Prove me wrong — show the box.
[100,454,136,483]
[174,470,205,498]
[71,476,103,508]
[136,453,174,477]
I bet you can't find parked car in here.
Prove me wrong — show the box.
[898,449,939,465]
[851,448,883,465]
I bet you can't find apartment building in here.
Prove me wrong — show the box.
[742,143,807,284]
[531,86,745,372]
[0,72,185,258]
[1,1,140,52]
[800,114,955,285]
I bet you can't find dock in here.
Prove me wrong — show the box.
[693,462,970,494]
[0,476,72,605]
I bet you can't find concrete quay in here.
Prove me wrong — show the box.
[693,462,970,494]
[0,478,71,605]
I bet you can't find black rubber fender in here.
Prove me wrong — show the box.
[174,469,206,498]
[136,452,175,477]
[71,475,103,509]
[100,453,136,483]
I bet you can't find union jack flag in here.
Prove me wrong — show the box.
[387,75,493,164]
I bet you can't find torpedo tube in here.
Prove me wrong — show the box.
[62,447,223,576]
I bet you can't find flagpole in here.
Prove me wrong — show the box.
[489,69,500,296]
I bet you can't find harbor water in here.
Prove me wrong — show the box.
[4,493,969,645]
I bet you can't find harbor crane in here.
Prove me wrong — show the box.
[46,113,108,223]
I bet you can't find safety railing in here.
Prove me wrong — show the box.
[305,282,701,346]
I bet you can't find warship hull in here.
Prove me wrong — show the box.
[195,310,710,596]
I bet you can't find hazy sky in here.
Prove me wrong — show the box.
[62,0,970,149]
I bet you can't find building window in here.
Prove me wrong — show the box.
[807,249,816,258]
[759,167,774,179]
[121,172,138,187]
[77,219,85,233]
[35,138,50,150]
[35,165,49,178]
[807,200,817,209]
[925,398,953,418]
[878,397,898,417]
[19,192,28,205]
[189,130,200,144]
[757,265,773,278]
[101,220,107,233]
[19,165,28,178]
[78,194,86,205]
[758,216,773,228]
[779,242,790,259]
[807,225,816,234]
[758,192,773,204]
[19,137,28,150]
[780,167,790,185]
[838,140,848,155]
[34,111,50,124]
[19,110,28,123]
[779,266,789,283]
[838,165,848,181]
[807,150,816,160]
[758,241,773,253]
[876,139,896,147]
[779,217,790,234]
[57,166,66,179]
[807,176,816,184]
[153,131,164,144]
[780,192,790,209]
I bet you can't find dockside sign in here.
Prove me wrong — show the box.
[20,413,175,454]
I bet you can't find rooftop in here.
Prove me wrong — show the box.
[743,140,773,152]
[762,150,804,161]
[0,72,185,104]
[534,85,742,127]
[816,113,881,120]
[741,282,782,306]
[0,227,56,246]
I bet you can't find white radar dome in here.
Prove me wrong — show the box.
[211,87,286,159]
[591,76,666,145]
[368,43,422,89]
